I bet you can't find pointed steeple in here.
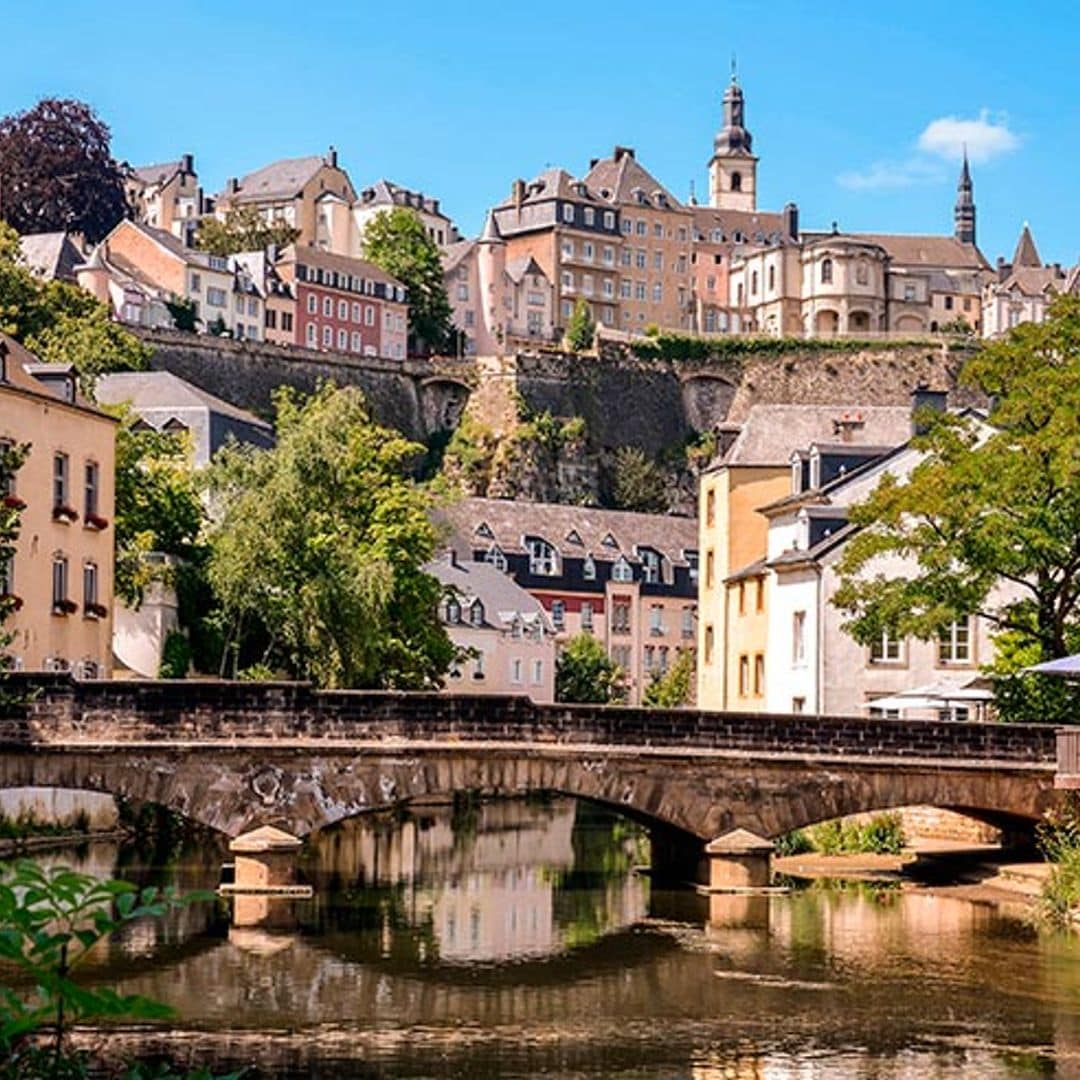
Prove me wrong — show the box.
[708,67,758,210]
[715,69,753,156]
[953,150,976,245]
[1012,222,1041,268]
[478,209,504,245]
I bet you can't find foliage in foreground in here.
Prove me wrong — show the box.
[0,860,230,1078]
[777,813,907,857]
[1037,798,1080,928]
[555,634,626,704]
[643,650,695,708]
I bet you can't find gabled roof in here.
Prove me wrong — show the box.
[435,497,697,566]
[94,371,273,430]
[441,239,474,276]
[226,155,333,203]
[18,232,84,282]
[998,265,1065,298]
[768,521,859,571]
[830,232,990,271]
[425,555,553,632]
[506,255,547,284]
[358,179,450,220]
[129,160,183,187]
[1011,224,1041,269]
[0,333,113,419]
[276,244,405,292]
[583,148,683,210]
[692,206,786,246]
[494,168,598,208]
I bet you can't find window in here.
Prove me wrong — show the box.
[562,204,574,223]
[235,294,244,313]
[445,597,461,623]
[792,610,807,664]
[562,239,574,259]
[282,312,293,332]
[351,331,362,351]
[652,283,662,302]
[473,652,485,679]
[705,550,714,589]
[768,265,775,291]
[756,577,765,612]
[612,645,631,671]
[635,249,646,269]
[604,211,615,230]
[53,453,69,510]
[945,295,954,311]
[602,279,614,298]
[603,246,615,266]
[635,282,647,300]
[904,283,917,302]
[620,280,632,299]
[335,300,346,320]
[792,697,805,714]
[649,604,664,636]
[83,561,98,610]
[485,545,507,572]
[51,555,69,610]
[731,171,742,192]
[639,548,661,585]
[653,223,663,237]
[352,302,362,322]
[820,258,833,284]
[705,488,715,527]
[306,323,317,345]
[551,600,565,630]
[206,286,226,307]
[526,537,558,576]
[681,606,694,639]
[738,581,746,615]
[622,218,633,235]
[470,600,485,627]
[938,619,972,664]
[583,555,596,580]
[612,557,633,583]
[751,271,758,295]
[855,262,869,286]
[621,249,632,267]
[653,251,663,270]
[583,242,594,262]
[754,654,764,696]
[532,659,544,685]
[511,657,523,683]
[307,294,317,314]
[870,630,902,664]
[581,601,594,631]
[84,461,99,519]
[739,654,750,696]
[611,600,631,634]
[337,328,348,350]
[636,220,647,236]
[322,326,332,346]
[265,308,277,329]
[190,272,201,293]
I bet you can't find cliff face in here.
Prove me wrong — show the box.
[139,330,981,514]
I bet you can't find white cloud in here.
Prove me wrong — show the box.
[837,158,945,192]
[917,109,1020,164]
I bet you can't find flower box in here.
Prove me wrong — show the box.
[1,594,23,612]
[84,602,108,619]
[52,504,78,524]
[84,513,109,531]
[52,599,78,616]
[2,495,26,511]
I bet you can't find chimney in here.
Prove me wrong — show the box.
[783,202,799,242]
[614,146,635,161]
[512,178,526,208]
[589,158,599,169]
[911,384,947,436]
[996,255,1009,283]
[181,153,194,175]
[227,177,239,195]
[327,145,338,168]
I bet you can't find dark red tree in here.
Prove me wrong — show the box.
[0,98,128,243]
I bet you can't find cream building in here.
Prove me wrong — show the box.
[125,154,201,240]
[427,552,556,703]
[0,336,117,677]
[352,180,459,250]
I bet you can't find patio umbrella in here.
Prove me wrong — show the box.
[1025,654,1080,678]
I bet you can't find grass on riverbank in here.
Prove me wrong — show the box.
[0,807,91,840]
[776,813,907,857]
[1036,802,1080,928]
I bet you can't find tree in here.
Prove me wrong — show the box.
[362,208,453,355]
[0,98,127,243]
[555,634,625,704]
[643,649,695,708]
[195,206,300,256]
[610,446,668,513]
[206,383,455,688]
[112,411,205,607]
[833,297,1080,719]
[165,296,198,332]
[563,297,595,353]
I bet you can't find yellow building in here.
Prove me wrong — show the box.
[696,404,914,711]
[0,335,117,676]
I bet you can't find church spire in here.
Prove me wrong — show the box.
[953,149,976,245]
[708,67,757,210]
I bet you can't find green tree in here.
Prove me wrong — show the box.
[113,412,205,607]
[643,649,695,708]
[206,383,455,688]
[194,206,300,256]
[833,297,1080,718]
[0,98,127,243]
[555,634,625,704]
[563,297,595,353]
[362,208,452,355]
[610,446,668,513]
[165,296,198,332]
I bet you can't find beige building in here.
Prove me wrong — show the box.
[0,336,117,677]
[426,552,555,703]
[214,149,357,249]
[125,155,202,241]
[352,180,459,250]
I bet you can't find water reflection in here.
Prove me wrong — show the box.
[11,797,1080,1077]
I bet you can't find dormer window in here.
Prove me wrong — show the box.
[445,597,461,624]
[484,545,507,572]
[791,454,803,493]
[612,557,633,583]
[470,600,485,627]
[525,536,559,576]
[809,451,822,490]
[601,533,619,549]
[685,550,699,583]
[583,555,596,581]
[638,547,662,585]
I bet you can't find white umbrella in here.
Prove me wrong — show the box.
[1025,654,1080,678]
[868,677,994,714]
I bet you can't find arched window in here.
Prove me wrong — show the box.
[470,600,485,627]
[821,258,833,284]
[751,271,758,295]
[525,536,559,576]
[731,172,742,192]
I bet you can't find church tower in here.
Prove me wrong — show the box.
[953,151,976,245]
[708,68,758,211]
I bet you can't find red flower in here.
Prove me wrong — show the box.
[85,512,109,531]
[2,495,25,511]
[52,505,78,523]
[84,602,108,619]
[52,599,78,616]
[1,594,23,612]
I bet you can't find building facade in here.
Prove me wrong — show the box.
[0,337,117,677]
[353,180,459,250]
[437,498,698,705]
[125,155,202,240]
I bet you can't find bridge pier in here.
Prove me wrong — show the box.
[704,829,774,892]
[226,826,310,896]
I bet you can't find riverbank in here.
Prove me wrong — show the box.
[0,829,129,858]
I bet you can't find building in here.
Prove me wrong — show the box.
[95,371,273,467]
[124,155,201,240]
[18,232,85,282]
[708,71,759,213]
[982,224,1080,337]
[273,244,408,358]
[229,249,297,347]
[352,180,459,249]
[77,220,263,340]
[214,149,356,249]
[0,335,117,677]
[436,497,698,705]
[426,551,555,702]
[697,403,914,710]
[758,402,1008,717]
[443,212,555,354]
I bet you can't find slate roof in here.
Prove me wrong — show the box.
[583,149,683,209]
[228,155,326,202]
[849,233,989,271]
[494,168,599,208]
[692,206,786,246]
[999,265,1066,297]
[436,497,698,565]
[94,371,272,430]
[441,239,474,275]
[276,244,406,291]
[129,160,183,186]
[715,404,914,468]
[506,255,547,283]
[0,333,111,417]
[1011,225,1041,269]
[358,179,450,220]
[425,554,552,632]
[767,521,858,570]
[18,232,84,281]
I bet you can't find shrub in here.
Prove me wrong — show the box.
[774,829,812,856]
[805,813,906,855]
[1037,799,1080,927]
[158,629,191,679]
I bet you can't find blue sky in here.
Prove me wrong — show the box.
[4,0,1077,263]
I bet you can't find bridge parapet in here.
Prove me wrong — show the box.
[3,676,1058,763]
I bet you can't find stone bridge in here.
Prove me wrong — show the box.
[0,677,1062,884]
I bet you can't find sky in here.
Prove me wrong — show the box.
[3,0,1078,264]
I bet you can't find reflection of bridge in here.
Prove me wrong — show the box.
[2,677,1061,882]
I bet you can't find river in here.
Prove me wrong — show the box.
[12,796,1080,1077]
